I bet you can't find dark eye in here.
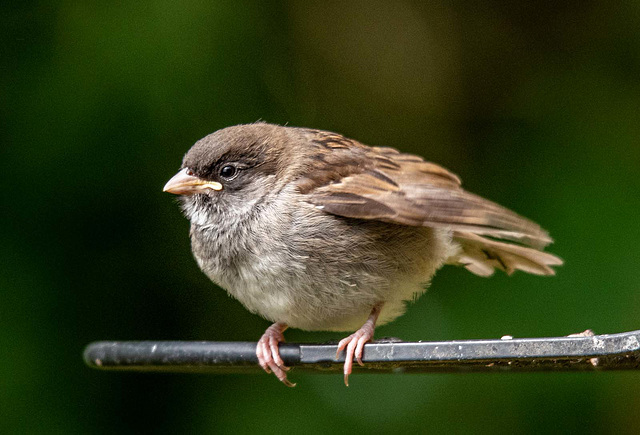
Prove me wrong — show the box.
[219,165,238,180]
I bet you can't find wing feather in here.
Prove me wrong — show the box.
[300,135,553,249]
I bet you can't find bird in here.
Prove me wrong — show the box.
[163,122,562,386]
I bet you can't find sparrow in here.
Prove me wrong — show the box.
[163,123,562,386]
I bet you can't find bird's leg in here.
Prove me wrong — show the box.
[335,302,384,386]
[256,322,295,387]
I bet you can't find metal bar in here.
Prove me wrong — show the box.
[83,329,640,374]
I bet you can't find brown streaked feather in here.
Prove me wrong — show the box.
[298,132,553,250]
[451,232,563,276]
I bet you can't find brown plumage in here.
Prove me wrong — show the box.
[164,122,562,387]
[297,127,560,275]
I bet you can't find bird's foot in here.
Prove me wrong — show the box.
[256,322,295,387]
[336,324,375,386]
[335,303,383,386]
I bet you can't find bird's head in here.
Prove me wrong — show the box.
[163,123,295,226]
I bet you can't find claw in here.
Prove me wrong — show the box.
[334,302,384,386]
[256,322,295,387]
[283,379,297,388]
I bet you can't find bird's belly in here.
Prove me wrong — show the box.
[208,230,454,332]
[219,272,393,331]
[194,211,456,332]
[210,261,379,331]
[219,270,435,331]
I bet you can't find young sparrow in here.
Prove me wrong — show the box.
[164,123,562,386]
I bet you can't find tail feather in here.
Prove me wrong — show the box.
[452,232,563,277]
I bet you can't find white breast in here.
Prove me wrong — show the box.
[190,188,456,332]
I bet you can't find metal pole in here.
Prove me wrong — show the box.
[84,329,640,374]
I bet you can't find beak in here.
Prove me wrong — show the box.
[163,168,223,195]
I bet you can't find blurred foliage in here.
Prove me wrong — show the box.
[2,1,640,433]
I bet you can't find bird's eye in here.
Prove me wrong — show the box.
[219,165,238,180]
[186,168,195,176]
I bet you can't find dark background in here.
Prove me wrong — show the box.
[3,1,640,433]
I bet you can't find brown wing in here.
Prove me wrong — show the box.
[299,133,553,249]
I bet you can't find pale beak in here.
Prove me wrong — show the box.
[163,168,223,195]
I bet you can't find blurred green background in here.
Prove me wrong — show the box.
[3,1,640,433]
